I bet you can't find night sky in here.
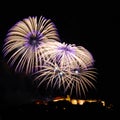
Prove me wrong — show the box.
[0,6,119,112]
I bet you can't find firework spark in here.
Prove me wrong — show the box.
[2,16,60,74]
[43,41,94,71]
[67,67,97,97]
[33,60,97,97]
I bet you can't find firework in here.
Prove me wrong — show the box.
[68,67,97,97]
[42,41,94,71]
[33,60,97,97]
[2,15,97,98]
[2,16,60,74]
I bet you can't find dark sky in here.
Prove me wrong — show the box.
[0,6,119,110]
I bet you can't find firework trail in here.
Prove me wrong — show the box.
[2,16,60,74]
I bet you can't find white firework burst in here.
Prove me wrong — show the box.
[33,60,97,97]
[43,41,94,71]
[67,67,97,97]
[2,16,60,74]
